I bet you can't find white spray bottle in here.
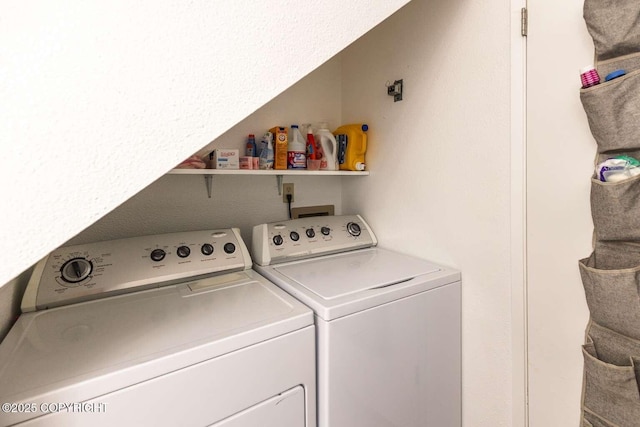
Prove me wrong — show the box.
[259,132,274,170]
[314,122,338,171]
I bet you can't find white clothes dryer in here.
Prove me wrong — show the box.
[252,215,461,427]
[0,228,316,427]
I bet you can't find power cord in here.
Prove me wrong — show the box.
[286,193,293,219]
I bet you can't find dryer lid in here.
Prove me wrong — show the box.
[0,271,312,404]
[273,248,441,300]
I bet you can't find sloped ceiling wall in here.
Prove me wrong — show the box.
[0,0,411,286]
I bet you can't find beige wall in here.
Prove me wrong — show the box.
[340,0,514,425]
[66,58,346,248]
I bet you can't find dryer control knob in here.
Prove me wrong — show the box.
[290,231,300,241]
[60,258,93,283]
[306,228,315,238]
[273,235,284,246]
[150,249,166,262]
[224,243,236,254]
[346,222,361,237]
[321,226,331,236]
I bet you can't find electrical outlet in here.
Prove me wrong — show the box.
[282,183,294,203]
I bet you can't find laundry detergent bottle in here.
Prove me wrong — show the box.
[314,122,338,171]
[333,123,368,171]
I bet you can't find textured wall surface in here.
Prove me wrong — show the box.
[65,57,346,249]
[0,53,347,341]
[0,0,410,286]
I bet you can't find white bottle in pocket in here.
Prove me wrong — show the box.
[314,123,338,171]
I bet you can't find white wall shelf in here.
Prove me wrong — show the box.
[167,169,369,198]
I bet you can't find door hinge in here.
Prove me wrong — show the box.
[521,7,528,37]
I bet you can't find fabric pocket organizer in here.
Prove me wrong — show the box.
[582,411,614,427]
[579,254,640,339]
[591,173,640,241]
[582,321,640,427]
[592,241,640,271]
[581,1,640,422]
[581,68,640,153]
[584,0,640,61]
[596,52,640,81]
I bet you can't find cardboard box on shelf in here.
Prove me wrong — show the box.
[210,149,239,169]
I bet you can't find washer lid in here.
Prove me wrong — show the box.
[273,248,442,300]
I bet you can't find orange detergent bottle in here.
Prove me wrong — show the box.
[333,124,368,171]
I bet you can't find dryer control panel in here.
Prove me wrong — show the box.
[251,214,378,266]
[22,228,252,312]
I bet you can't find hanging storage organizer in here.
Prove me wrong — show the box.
[580,1,640,426]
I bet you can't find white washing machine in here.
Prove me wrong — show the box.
[0,228,316,427]
[252,215,461,427]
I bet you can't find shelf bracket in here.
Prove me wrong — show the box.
[276,174,283,195]
[204,175,213,198]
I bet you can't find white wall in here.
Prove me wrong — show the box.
[340,0,513,426]
[527,1,594,426]
[0,0,411,287]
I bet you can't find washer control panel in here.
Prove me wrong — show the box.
[22,228,251,312]
[251,214,377,266]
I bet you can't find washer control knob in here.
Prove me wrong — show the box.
[177,245,191,258]
[346,222,362,237]
[60,258,93,283]
[306,228,316,238]
[321,226,331,236]
[273,235,284,246]
[290,231,300,241]
[224,242,236,254]
[201,243,214,256]
[150,249,166,262]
